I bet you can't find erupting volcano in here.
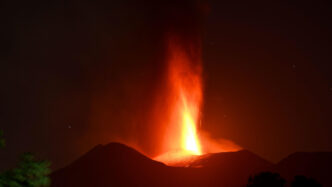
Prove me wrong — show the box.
[153,30,241,165]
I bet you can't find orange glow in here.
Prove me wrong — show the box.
[154,35,203,164]
[181,99,201,155]
[154,35,242,165]
[168,36,203,156]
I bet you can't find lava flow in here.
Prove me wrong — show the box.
[154,35,203,165]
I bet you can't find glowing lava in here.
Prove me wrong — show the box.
[152,34,242,166]
[169,36,203,156]
[154,35,203,164]
[181,97,201,155]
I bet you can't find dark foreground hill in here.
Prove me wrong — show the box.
[274,152,332,187]
[51,143,330,187]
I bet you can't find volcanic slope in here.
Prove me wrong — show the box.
[51,142,274,187]
[52,143,332,186]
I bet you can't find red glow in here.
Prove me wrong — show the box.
[154,34,241,165]
[154,35,203,163]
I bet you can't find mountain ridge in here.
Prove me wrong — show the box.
[51,142,331,187]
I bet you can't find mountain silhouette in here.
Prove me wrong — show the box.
[51,143,330,186]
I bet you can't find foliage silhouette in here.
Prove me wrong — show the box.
[247,172,286,187]
[0,153,51,187]
[291,175,322,187]
[0,130,51,187]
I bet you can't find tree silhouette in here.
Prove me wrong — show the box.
[247,172,286,187]
[291,175,322,187]
[0,130,51,187]
[0,153,51,187]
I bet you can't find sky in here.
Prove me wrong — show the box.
[0,0,331,171]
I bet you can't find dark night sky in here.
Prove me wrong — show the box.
[0,0,331,171]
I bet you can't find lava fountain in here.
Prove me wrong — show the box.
[169,37,202,156]
[154,34,204,164]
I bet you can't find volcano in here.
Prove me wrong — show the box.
[51,143,271,186]
[51,143,332,186]
[49,142,324,186]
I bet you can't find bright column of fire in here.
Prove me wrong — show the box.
[157,35,203,161]
[154,35,241,164]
